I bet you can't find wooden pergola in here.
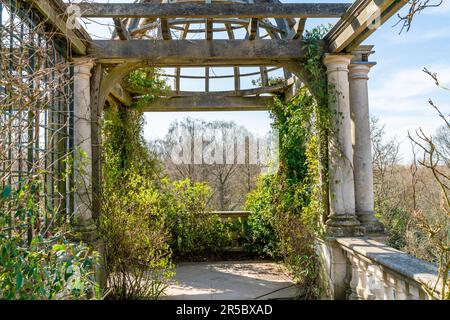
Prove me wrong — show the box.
[44,0,403,113]
[52,0,407,236]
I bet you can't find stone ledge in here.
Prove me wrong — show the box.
[336,237,442,297]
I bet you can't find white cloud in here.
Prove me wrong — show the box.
[369,64,450,161]
[370,64,450,111]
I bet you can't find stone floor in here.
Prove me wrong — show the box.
[161,260,302,300]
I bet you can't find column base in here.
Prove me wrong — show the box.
[73,217,99,243]
[326,214,366,237]
[357,211,385,236]
[72,218,107,293]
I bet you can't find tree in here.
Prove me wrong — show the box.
[152,118,265,210]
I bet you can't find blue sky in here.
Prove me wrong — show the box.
[76,0,450,162]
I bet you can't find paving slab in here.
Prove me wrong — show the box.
[161,260,302,300]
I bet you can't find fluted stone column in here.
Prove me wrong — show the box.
[323,54,364,237]
[349,62,384,234]
[73,59,96,239]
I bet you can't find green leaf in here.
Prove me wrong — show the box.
[1,185,11,199]
[52,244,66,252]
[15,272,23,290]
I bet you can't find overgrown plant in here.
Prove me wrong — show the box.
[100,67,174,299]
[160,179,233,259]
[0,183,100,299]
[99,171,174,300]
[244,26,333,299]
[245,87,326,299]
[0,1,99,299]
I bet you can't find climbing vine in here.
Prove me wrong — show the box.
[244,26,333,299]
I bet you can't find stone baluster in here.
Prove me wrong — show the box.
[355,258,367,299]
[372,265,385,299]
[381,272,395,300]
[364,264,376,299]
[347,254,361,300]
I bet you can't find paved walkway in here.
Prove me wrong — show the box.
[161,260,302,300]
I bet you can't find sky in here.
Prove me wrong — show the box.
[74,0,450,162]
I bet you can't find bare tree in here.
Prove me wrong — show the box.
[152,118,264,210]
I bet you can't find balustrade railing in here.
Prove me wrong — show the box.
[212,210,250,250]
[336,238,442,300]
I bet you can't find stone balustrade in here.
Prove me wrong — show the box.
[331,238,442,300]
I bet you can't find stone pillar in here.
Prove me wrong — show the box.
[73,59,96,239]
[73,60,107,292]
[323,54,364,237]
[349,62,384,234]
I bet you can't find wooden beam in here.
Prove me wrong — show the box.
[160,18,172,40]
[29,0,87,54]
[110,83,133,107]
[113,18,130,40]
[141,96,273,112]
[325,0,408,52]
[88,39,306,65]
[127,82,289,97]
[205,18,213,40]
[290,18,306,40]
[225,23,240,92]
[78,3,352,19]
[247,18,259,40]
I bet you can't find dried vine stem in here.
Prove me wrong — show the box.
[394,0,443,33]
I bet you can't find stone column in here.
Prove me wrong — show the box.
[349,62,384,234]
[323,54,364,237]
[73,59,96,239]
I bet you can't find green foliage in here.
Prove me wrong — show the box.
[100,66,233,299]
[100,67,174,299]
[160,179,232,258]
[244,175,280,258]
[245,86,324,298]
[244,26,332,298]
[0,183,99,300]
[125,68,169,110]
[301,24,332,108]
[99,170,174,300]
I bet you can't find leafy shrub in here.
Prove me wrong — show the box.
[160,179,232,258]
[99,171,174,300]
[244,175,279,258]
[243,84,326,299]
[0,183,99,300]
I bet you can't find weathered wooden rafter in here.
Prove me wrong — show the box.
[247,18,259,40]
[28,0,88,54]
[78,3,352,19]
[326,0,408,52]
[160,18,172,40]
[113,18,130,40]
[88,39,307,65]
[141,95,273,112]
[289,18,306,40]
[126,82,289,97]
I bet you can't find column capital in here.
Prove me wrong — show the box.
[349,62,376,80]
[323,54,353,73]
[73,58,94,78]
